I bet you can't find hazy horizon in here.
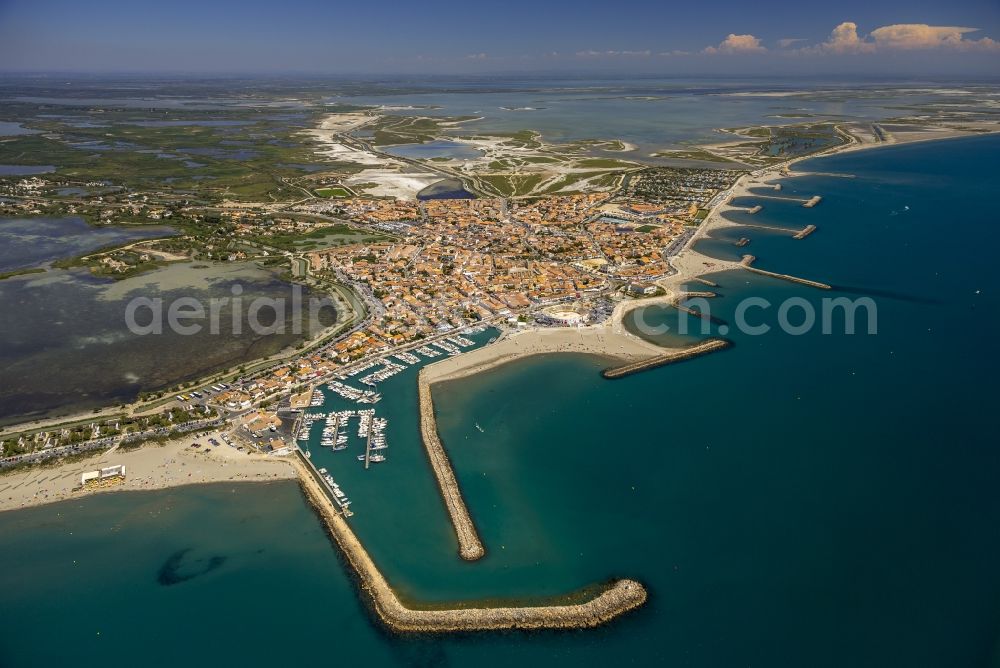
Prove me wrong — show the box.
[0,0,997,77]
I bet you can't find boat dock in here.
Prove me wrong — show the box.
[740,255,831,289]
[295,447,353,516]
[363,417,372,469]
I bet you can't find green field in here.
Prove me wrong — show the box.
[0,104,362,203]
[315,187,351,198]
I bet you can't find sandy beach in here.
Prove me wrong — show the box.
[423,324,668,385]
[0,430,294,513]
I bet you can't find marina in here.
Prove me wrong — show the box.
[297,326,493,488]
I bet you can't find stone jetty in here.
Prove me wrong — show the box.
[291,453,648,633]
[418,372,486,561]
[691,276,719,287]
[793,224,817,239]
[669,291,724,323]
[602,339,732,379]
[740,255,831,290]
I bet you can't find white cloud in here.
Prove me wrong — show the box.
[870,24,999,51]
[465,53,488,60]
[811,21,1000,54]
[703,34,766,55]
[819,21,875,54]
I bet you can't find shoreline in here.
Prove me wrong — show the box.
[7,125,991,441]
[657,127,1000,295]
[423,325,669,385]
[5,126,995,502]
[0,431,295,513]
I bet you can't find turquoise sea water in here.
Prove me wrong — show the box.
[2,135,999,667]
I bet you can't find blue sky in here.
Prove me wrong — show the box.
[0,0,998,75]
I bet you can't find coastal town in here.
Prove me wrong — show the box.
[6,87,990,479]
[0,163,738,462]
[1,152,745,632]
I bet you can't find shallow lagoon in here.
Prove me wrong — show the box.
[0,215,334,423]
[0,217,173,273]
[0,260,336,423]
[384,140,483,160]
[0,164,54,176]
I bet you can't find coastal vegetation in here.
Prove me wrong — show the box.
[0,266,45,280]
[315,186,350,197]
[365,114,481,146]
[0,103,358,202]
